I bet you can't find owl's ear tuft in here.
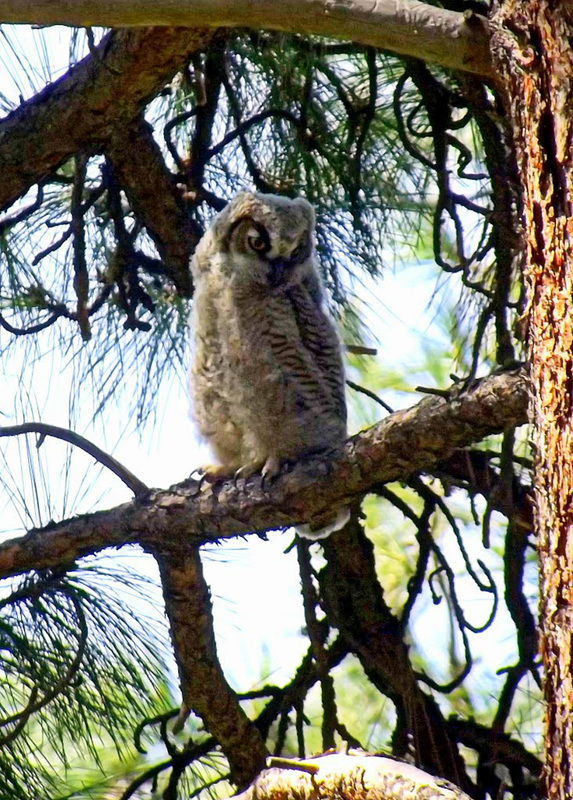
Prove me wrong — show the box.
[292,197,316,229]
[212,193,252,239]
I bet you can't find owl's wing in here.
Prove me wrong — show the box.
[286,282,347,426]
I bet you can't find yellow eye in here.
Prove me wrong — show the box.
[247,228,269,253]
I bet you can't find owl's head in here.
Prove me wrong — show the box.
[198,192,317,290]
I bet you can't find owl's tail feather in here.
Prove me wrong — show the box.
[295,508,350,540]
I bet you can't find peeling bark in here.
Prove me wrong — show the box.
[490,3,573,798]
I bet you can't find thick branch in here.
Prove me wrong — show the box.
[234,753,472,800]
[0,27,216,279]
[0,0,493,77]
[0,367,529,580]
[106,118,202,290]
[154,546,267,787]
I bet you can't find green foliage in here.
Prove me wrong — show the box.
[0,16,541,800]
[0,561,173,798]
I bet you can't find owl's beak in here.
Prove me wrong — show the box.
[268,258,291,287]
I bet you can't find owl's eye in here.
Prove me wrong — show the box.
[247,228,270,253]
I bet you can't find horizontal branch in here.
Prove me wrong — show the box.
[0,0,493,77]
[0,366,529,580]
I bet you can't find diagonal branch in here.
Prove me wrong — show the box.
[319,514,473,793]
[153,545,267,788]
[0,27,217,291]
[0,366,529,581]
[0,422,149,498]
[106,117,202,291]
[0,0,493,78]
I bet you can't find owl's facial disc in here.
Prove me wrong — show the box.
[228,215,311,288]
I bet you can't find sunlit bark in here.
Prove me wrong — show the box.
[491,3,573,797]
[0,0,492,77]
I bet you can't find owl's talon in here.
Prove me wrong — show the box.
[260,455,282,489]
[234,461,264,482]
[189,472,207,496]
[198,464,235,483]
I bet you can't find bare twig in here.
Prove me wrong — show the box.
[267,757,320,775]
[0,423,149,499]
[346,379,393,413]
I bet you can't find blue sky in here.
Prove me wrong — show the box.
[0,23,541,756]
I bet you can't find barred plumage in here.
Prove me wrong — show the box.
[190,192,349,539]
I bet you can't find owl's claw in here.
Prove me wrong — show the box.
[231,456,283,490]
[197,464,235,482]
[189,470,209,496]
[233,461,264,484]
[261,455,282,490]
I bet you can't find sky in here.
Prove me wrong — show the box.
[0,23,540,758]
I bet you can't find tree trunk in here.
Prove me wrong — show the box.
[491,3,573,798]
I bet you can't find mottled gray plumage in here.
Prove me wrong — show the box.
[190,192,349,539]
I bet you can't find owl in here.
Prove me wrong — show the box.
[189,192,349,539]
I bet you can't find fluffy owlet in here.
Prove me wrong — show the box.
[189,192,349,539]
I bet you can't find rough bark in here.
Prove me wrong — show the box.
[0,27,213,210]
[0,0,492,78]
[490,4,573,798]
[154,546,267,787]
[0,366,529,581]
[0,27,217,291]
[106,118,202,289]
[235,753,473,800]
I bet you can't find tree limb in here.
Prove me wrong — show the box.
[106,117,202,290]
[0,422,149,498]
[319,514,473,793]
[0,27,217,291]
[0,0,493,78]
[0,366,529,581]
[154,545,268,788]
